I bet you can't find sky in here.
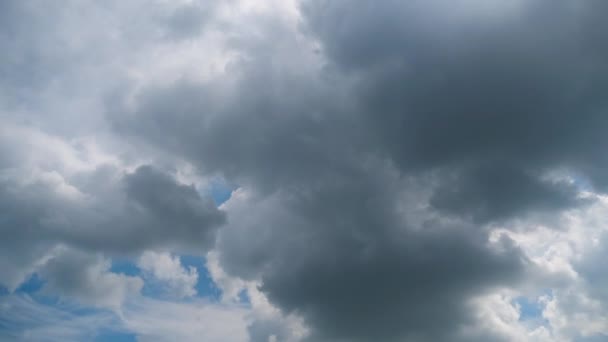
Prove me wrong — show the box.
[1,0,608,341]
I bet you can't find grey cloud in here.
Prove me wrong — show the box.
[61,164,226,253]
[110,59,354,195]
[0,176,68,290]
[0,1,66,97]
[0,164,224,291]
[121,165,225,251]
[302,0,608,188]
[105,1,608,340]
[247,318,294,342]
[161,2,213,40]
[0,0,227,300]
[303,0,608,224]
[215,163,526,341]
[3,0,608,341]
[112,0,608,224]
[573,231,608,311]
[262,226,523,342]
[429,163,584,223]
[39,248,143,309]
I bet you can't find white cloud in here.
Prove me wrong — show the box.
[137,251,199,298]
[122,297,249,342]
[205,251,247,302]
[462,291,553,342]
[1,293,250,342]
[473,194,608,341]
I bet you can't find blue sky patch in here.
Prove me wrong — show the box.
[15,273,45,294]
[180,255,221,300]
[208,179,236,206]
[94,329,137,342]
[513,295,545,322]
[110,259,141,277]
[237,288,250,305]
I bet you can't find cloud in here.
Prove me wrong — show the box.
[99,0,608,340]
[429,163,584,223]
[214,185,526,341]
[121,297,249,342]
[301,0,608,193]
[39,248,143,310]
[489,194,608,341]
[137,251,199,298]
[0,161,224,291]
[2,0,608,341]
[0,293,250,342]
[206,249,309,342]
[120,165,226,252]
[0,127,224,292]
[0,294,121,342]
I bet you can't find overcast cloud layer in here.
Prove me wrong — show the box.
[2,1,608,341]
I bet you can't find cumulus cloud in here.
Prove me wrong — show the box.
[2,0,608,341]
[215,187,526,341]
[138,251,199,298]
[39,248,143,310]
[499,195,608,341]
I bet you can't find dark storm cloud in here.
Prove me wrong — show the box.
[302,0,608,188]
[112,55,512,338]
[429,163,583,223]
[104,1,608,340]
[261,226,523,342]
[106,1,608,340]
[214,163,526,341]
